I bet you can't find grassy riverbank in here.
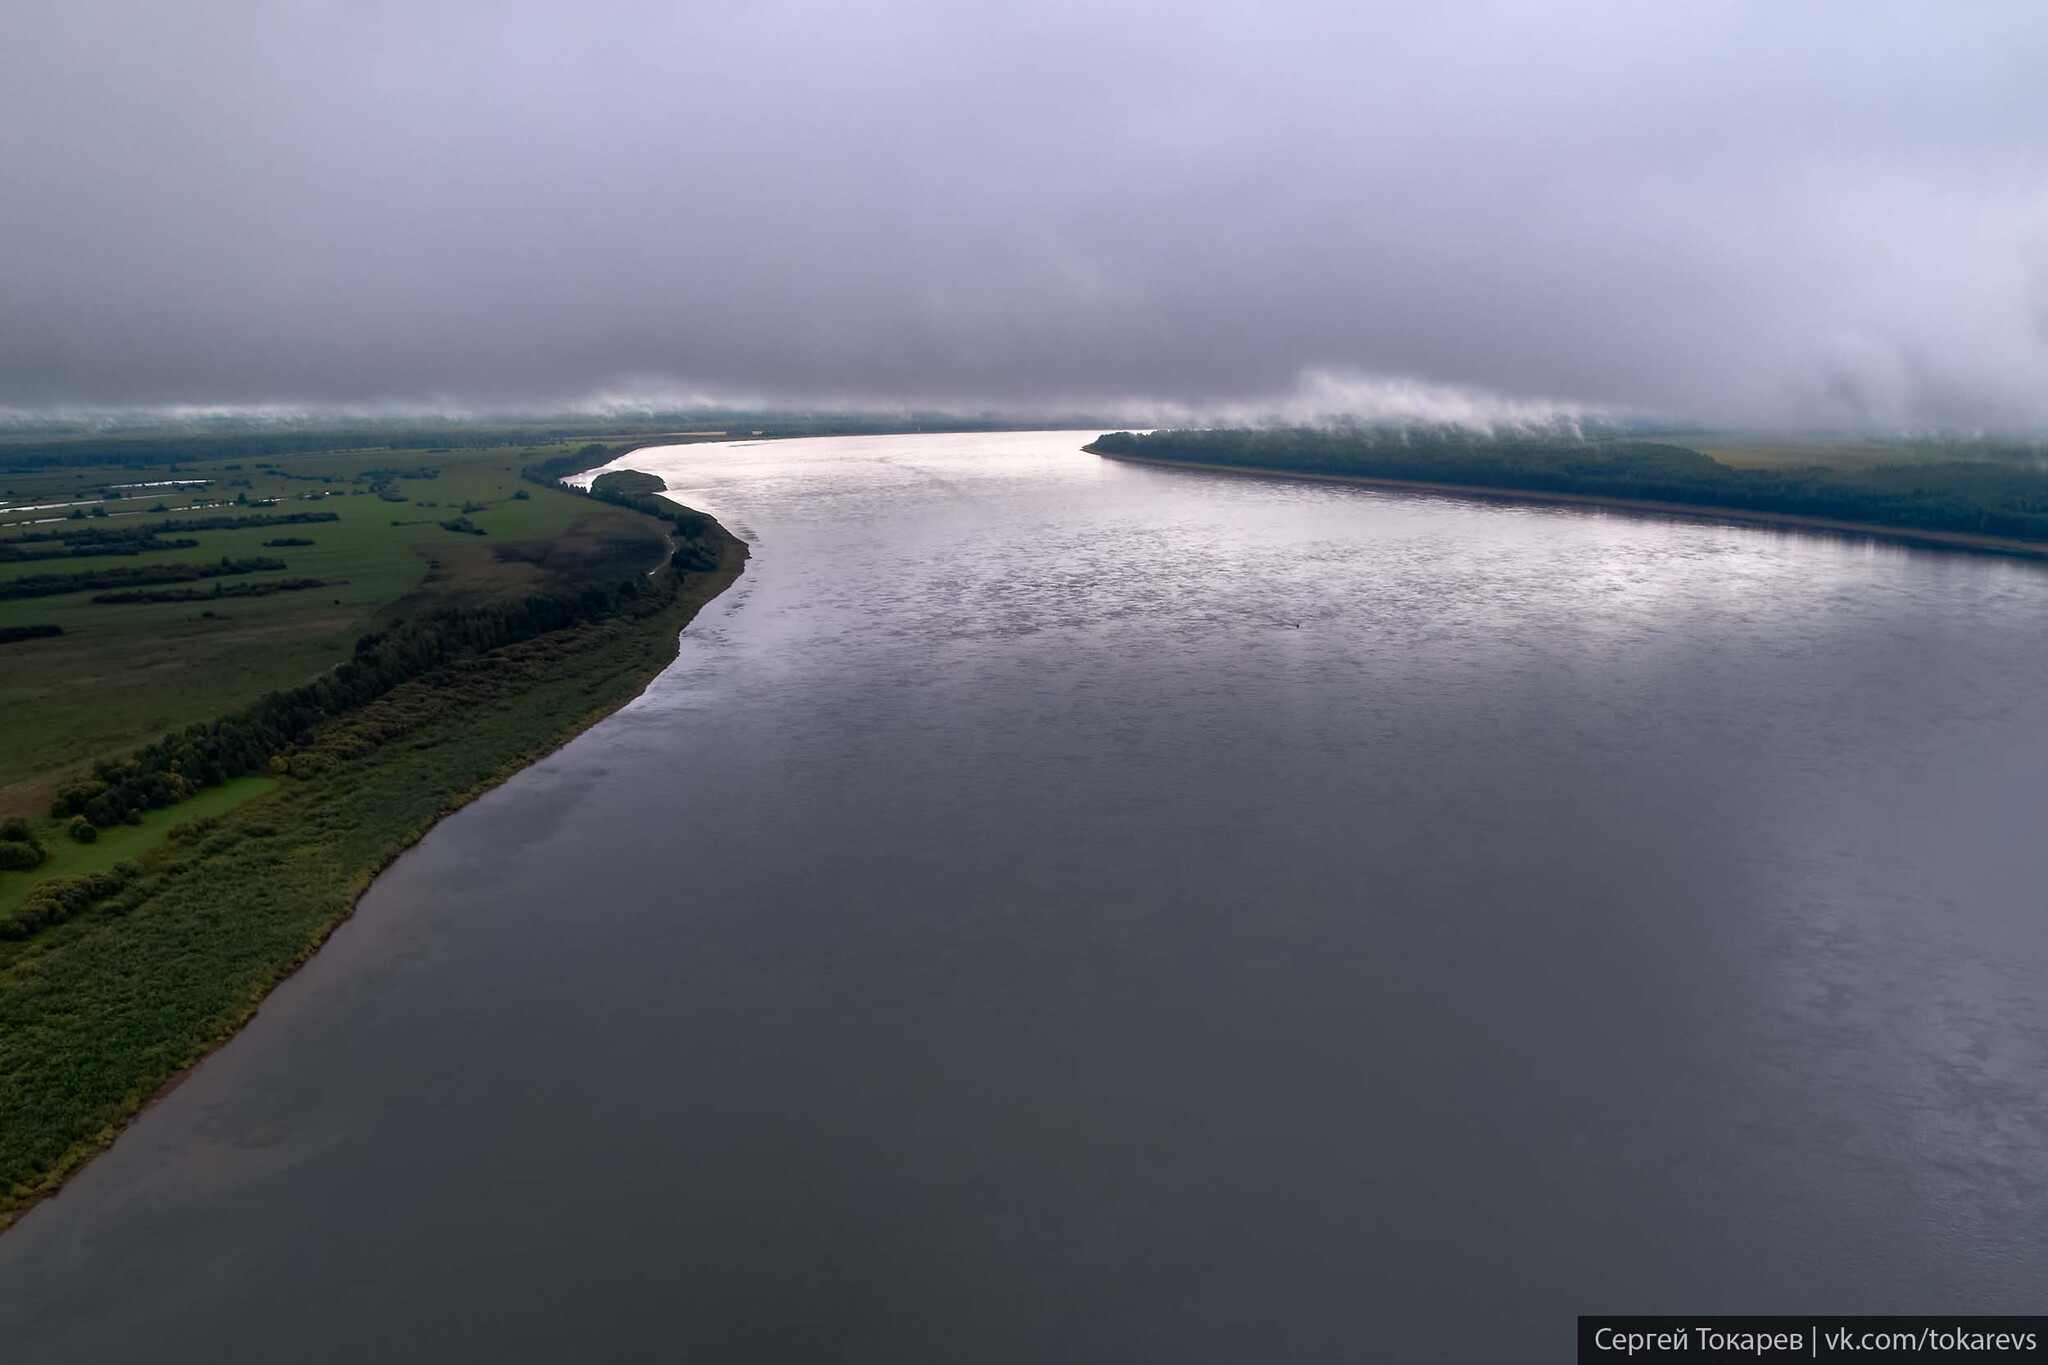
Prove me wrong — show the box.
[0,440,685,812]
[1089,429,2048,558]
[0,438,746,1227]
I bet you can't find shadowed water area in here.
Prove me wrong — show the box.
[5,431,2047,1361]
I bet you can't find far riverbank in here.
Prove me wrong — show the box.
[1091,447,2048,563]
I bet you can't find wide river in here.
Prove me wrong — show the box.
[5,431,2048,1360]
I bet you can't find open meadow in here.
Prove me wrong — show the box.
[0,441,675,814]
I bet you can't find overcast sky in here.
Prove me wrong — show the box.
[3,1,2046,427]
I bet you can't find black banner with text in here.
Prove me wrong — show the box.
[1580,1318,2048,1362]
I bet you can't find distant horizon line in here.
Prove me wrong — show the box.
[2,408,2045,445]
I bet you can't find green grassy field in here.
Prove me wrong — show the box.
[0,442,673,811]
[0,778,276,919]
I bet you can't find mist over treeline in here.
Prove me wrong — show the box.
[9,406,2048,480]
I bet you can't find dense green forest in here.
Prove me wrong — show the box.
[1088,429,2048,544]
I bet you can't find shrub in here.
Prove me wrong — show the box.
[67,817,98,844]
[166,815,219,843]
[0,864,137,938]
[52,780,106,820]
[0,842,45,871]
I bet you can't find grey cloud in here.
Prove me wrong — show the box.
[3,0,2047,427]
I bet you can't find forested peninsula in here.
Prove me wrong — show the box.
[1087,429,2048,555]
[0,441,744,1228]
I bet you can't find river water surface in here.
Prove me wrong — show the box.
[5,431,2047,1361]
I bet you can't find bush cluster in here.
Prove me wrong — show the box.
[90,577,331,605]
[0,624,62,645]
[0,536,201,564]
[0,862,142,940]
[0,510,336,552]
[0,818,46,872]
[523,447,725,572]
[0,557,289,602]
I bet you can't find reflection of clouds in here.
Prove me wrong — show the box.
[593,431,2048,671]
[594,428,2048,1302]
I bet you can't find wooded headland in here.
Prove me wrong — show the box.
[1087,428,2048,556]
